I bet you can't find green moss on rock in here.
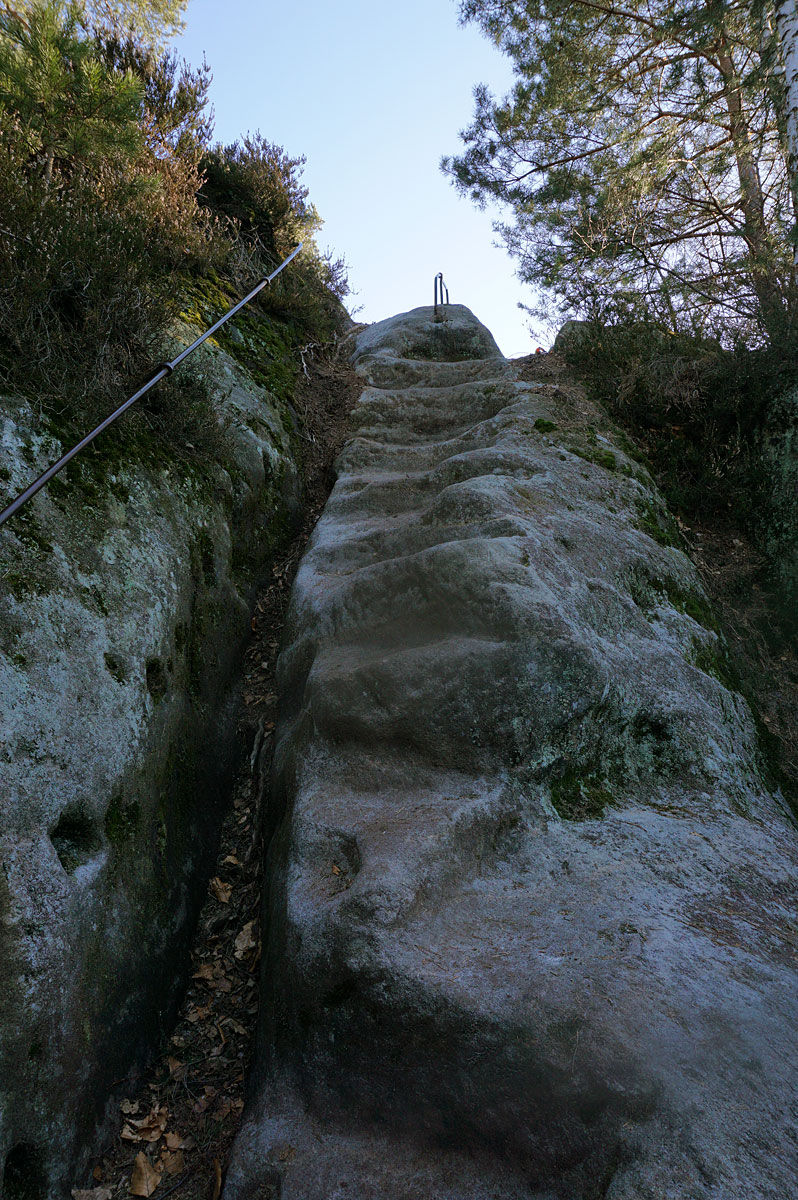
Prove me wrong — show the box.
[630,570,719,632]
[550,768,614,820]
[689,637,739,691]
[104,795,141,845]
[634,497,685,548]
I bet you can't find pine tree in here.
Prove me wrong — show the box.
[0,0,144,184]
[0,0,188,48]
[445,0,794,341]
[81,0,187,48]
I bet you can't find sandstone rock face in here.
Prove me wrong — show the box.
[225,306,798,1200]
[0,343,301,1196]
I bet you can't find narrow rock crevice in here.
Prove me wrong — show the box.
[61,343,362,1200]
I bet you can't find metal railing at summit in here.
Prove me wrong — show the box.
[433,272,449,320]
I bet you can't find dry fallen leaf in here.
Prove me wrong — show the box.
[223,1016,247,1037]
[164,1132,183,1151]
[234,920,258,958]
[72,1189,111,1200]
[121,1105,168,1144]
[222,854,241,866]
[331,863,341,876]
[129,1152,162,1197]
[193,961,232,991]
[210,877,232,904]
[120,1099,140,1115]
[166,1057,183,1077]
[160,1148,185,1176]
[214,1098,231,1122]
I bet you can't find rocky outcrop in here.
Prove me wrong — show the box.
[0,336,301,1196]
[226,305,798,1199]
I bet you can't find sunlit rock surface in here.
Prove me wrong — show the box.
[0,343,301,1196]
[226,305,798,1200]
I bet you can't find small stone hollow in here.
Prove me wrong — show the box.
[103,651,127,683]
[50,806,103,873]
[145,657,168,701]
[3,1143,47,1200]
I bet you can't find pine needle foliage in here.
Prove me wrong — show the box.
[0,0,144,183]
[446,0,796,343]
[3,0,190,49]
[81,0,187,46]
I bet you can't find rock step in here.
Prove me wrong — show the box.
[359,355,515,390]
[224,305,798,1200]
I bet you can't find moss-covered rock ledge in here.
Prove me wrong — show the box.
[0,315,304,1196]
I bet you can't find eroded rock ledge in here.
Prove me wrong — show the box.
[0,338,302,1196]
[226,305,798,1200]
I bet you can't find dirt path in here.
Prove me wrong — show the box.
[72,343,362,1200]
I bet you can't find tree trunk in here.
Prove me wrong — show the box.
[717,42,786,338]
[774,0,798,261]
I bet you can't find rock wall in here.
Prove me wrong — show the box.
[0,336,302,1196]
[226,305,798,1199]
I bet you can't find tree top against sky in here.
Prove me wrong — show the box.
[2,0,188,46]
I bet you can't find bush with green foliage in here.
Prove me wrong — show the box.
[562,316,798,524]
[0,0,348,473]
[198,134,349,339]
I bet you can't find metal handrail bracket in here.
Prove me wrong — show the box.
[0,243,303,531]
[433,272,450,321]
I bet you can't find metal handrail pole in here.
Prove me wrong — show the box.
[433,272,449,320]
[0,367,172,530]
[167,243,302,373]
[0,244,303,531]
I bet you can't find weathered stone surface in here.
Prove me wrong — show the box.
[226,306,798,1199]
[353,301,504,363]
[0,339,301,1195]
[551,318,592,354]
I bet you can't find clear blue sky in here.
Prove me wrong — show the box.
[174,0,549,356]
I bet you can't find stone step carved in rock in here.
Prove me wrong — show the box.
[224,305,798,1200]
